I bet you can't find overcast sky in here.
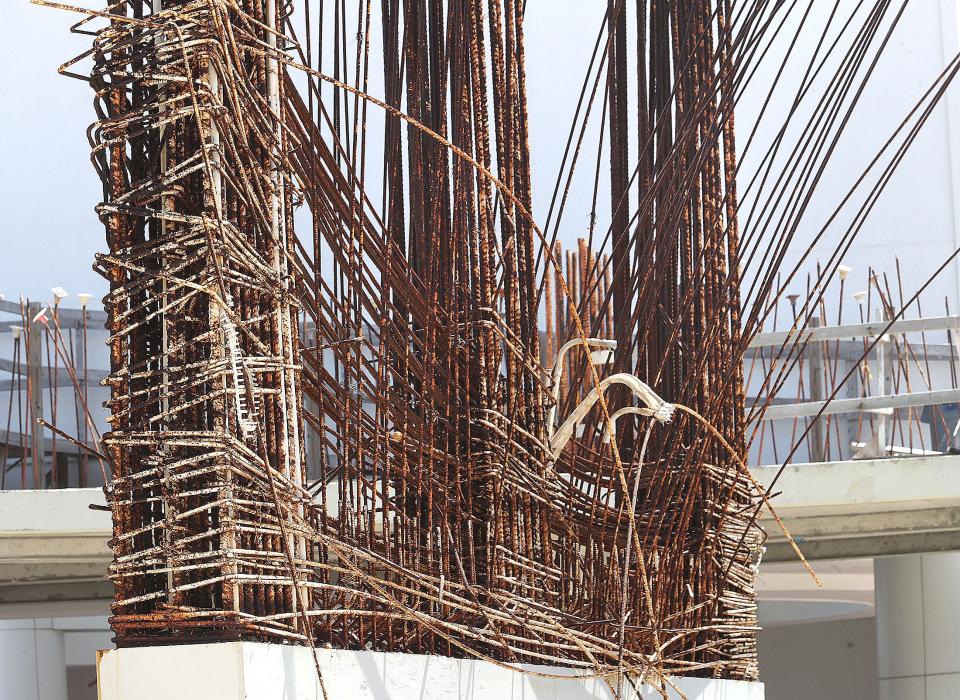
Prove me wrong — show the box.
[4,2,958,319]
[1,4,105,305]
[1,2,610,308]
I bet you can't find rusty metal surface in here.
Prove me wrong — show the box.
[33,0,956,694]
[34,0,764,687]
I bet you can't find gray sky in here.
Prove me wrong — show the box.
[1,2,606,308]
[1,3,105,304]
[4,2,958,321]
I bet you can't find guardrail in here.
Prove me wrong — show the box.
[747,315,960,348]
[748,314,960,460]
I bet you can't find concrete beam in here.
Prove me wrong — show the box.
[0,299,106,328]
[748,315,960,348]
[0,489,112,606]
[755,454,960,561]
[0,357,109,387]
[758,388,960,421]
[745,339,959,362]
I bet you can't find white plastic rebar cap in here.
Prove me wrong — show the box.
[852,291,867,304]
[588,348,615,365]
[837,265,852,281]
[77,293,93,308]
[32,307,49,325]
[10,325,22,339]
[51,287,69,301]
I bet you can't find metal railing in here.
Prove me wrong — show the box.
[747,314,960,462]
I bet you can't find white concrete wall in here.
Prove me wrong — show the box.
[97,644,764,700]
[736,0,960,318]
[62,616,110,700]
[759,617,877,700]
[0,611,111,700]
[66,666,97,700]
[875,552,960,698]
[0,618,68,700]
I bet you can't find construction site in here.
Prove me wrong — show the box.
[3,1,960,698]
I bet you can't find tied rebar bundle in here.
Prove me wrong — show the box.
[56,0,786,689]
[90,0,313,643]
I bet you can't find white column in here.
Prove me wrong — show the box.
[0,618,68,700]
[875,552,960,699]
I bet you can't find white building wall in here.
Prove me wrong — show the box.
[759,617,877,700]
[0,612,112,700]
[735,0,960,317]
[0,618,68,700]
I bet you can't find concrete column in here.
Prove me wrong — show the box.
[98,642,765,699]
[0,618,68,700]
[875,552,960,699]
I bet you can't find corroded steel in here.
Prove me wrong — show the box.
[45,0,945,693]
[86,0,312,646]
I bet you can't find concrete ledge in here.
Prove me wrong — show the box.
[0,488,110,532]
[754,454,960,561]
[0,488,112,607]
[96,643,764,699]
